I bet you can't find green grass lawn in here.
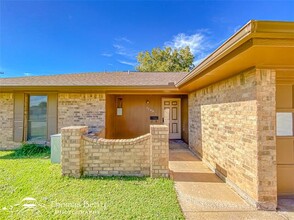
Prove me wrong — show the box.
[0,151,184,219]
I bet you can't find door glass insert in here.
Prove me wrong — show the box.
[28,96,47,141]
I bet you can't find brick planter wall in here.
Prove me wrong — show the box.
[61,125,169,178]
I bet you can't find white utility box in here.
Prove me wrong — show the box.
[50,134,61,163]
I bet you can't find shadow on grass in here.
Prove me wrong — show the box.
[0,143,51,159]
[0,151,50,160]
[76,175,149,182]
[0,152,149,182]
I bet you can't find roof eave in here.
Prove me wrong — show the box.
[176,20,254,87]
[0,85,188,94]
[176,20,294,88]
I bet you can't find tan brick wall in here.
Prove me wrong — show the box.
[188,68,277,210]
[61,126,88,178]
[150,125,169,178]
[0,93,14,149]
[58,93,105,133]
[0,93,20,149]
[61,125,169,178]
[256,69,277,210]
[83,134,151,176]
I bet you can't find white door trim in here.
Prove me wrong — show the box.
[162,98,181,139]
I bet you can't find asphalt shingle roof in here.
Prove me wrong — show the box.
[0,72,188,87]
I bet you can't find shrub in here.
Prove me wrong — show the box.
[15,143,50,157]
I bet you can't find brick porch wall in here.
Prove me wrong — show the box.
[58,93,106,133]
[61,125,169,178]
[188,68,277,210]
[83,134,151,176]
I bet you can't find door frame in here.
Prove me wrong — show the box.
[276,80,294,196]
[162,98,181,139]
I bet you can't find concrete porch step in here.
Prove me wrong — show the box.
[169,147,287,220]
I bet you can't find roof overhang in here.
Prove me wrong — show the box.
[176,20,294,92]
[0,85,188,94]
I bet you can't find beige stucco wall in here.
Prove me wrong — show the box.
[58,93,106,133]
[188,68,277,210]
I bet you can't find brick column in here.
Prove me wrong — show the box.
[256,69,277,210]
[61,126,88,178]
[150,125,169,178]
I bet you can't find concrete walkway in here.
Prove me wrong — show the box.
[169,141,290,220]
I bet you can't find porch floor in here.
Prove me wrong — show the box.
[168,140,287,220]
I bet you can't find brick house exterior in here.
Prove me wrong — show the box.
[187,68,277,209]
[1,20,294,210]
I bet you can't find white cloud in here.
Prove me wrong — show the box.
[113,43,137,59]
[101,53,113,57]
[113,44,127,56]
[112,37,138,68]
[164,31,220,66]
[116,37,133,44]
[164,32,206,55]
[113,44,124,50]
[117,60,137,67]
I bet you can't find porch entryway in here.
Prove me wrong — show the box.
[105,94,188,141]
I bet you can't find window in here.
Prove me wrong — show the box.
[28,96,48,141]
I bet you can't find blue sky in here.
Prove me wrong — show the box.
[1,0,294,78]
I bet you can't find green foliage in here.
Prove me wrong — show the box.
[14,143,50,158]
[0,151,184,219]
[136,46,194,72]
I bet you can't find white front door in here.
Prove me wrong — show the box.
[162,98,181,139]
